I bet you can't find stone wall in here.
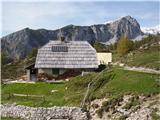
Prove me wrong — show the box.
[1,104,88,120]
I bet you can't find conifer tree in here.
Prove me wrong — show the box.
[117,35,133,56]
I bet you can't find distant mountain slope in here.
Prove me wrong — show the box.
[1,16,143,60]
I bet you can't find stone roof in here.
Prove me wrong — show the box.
[35,40,98,69]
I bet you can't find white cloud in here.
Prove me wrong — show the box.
[1,1,159,37]
[2,2,82,33]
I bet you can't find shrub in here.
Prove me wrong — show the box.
[123,96,140,110]
[96,108,103,118]
[101,96,123,113]
[91,103,99,109]
[150,111,160,120]
[119,115,128,120]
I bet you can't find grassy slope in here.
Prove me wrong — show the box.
[2,57,35,79]
[126,46,159,70]
[112,35,160,70]
[2,67,160,107]
[126,46,160,70]
[1,61,25,79]
[113,46,160,70]
[65,67,160,106]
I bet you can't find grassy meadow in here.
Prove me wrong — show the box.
[2,67,160,107]
[1,82,66,107]
[65,67,160,106]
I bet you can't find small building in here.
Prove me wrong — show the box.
[25,63,37,81]
[34,39,99,78]
[97,53,112,65]
[25,38,112,81]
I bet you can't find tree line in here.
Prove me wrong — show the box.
[93,34,159,56]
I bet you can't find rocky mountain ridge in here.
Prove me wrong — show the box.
[1,15,143,60]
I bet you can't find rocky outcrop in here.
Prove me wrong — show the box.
[1,16,143,60]
[1,104,88,120]
[89,94,160,120]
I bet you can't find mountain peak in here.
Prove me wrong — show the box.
[119,15,137,23]
[123,15,133,19]
[105,15,136,24]
[22,27,31,31]
[2,16,143,60]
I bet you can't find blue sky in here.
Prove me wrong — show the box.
[1,1,159,37]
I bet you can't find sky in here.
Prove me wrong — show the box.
[1,0,160,37]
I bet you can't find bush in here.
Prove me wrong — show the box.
[150,108,160,120]
[123,96,140,110]
[96,108,103,118]
[91,103,99,109]
[151,111,160,120]
[101,96,123,113]
[119,115,128,120]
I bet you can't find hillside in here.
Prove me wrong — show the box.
[1,56,36,80]
[2,67,160,119]
[1,18,159,120]
[1,35,159,80]
[2,34,160,119]
[2,67,159,107]
[1,16,143,60]
[112,35,160,70]
[116,46,159,70]
[65,67,160,106]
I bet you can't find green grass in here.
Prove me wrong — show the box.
[65,67,160,105]
[151,111,160,120]
[113,46,160,70]
[2,67,160,107]
[103,67,160,96]
[1,117,22,120]
[125,46,160,70]
[2,82,66,107]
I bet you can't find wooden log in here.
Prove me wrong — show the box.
[12,93,44,98]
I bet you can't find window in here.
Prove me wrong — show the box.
[52,68,59,75]
[52,45,68,52]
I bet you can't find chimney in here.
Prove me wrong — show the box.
[60,36,65,42]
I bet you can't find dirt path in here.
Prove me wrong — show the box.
[123,66,160,74]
